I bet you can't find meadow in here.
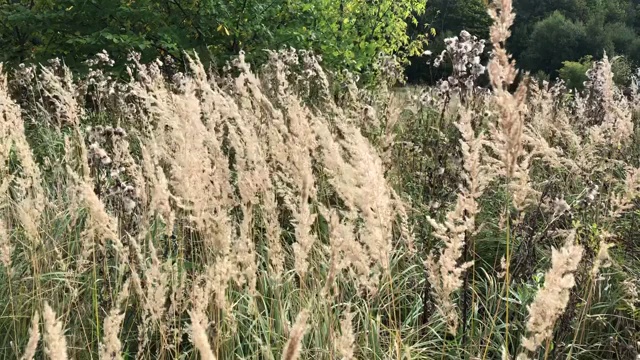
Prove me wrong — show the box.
[0,0,638,359]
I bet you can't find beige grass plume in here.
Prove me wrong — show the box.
[425,109,491,334]
[99,281,130,360]
[43,302,68,360]
[20,312,40,360]
[519,230,583,355]
[281,309,310,360]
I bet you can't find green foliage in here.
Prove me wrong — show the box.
[521,12,588,76]
[611,55,634,86]
[0,0,427,80]
[559,56,592,90]
[559,55,634,90]
[607,22,637,56]
[309,0,427,72]
[514,0,640,76]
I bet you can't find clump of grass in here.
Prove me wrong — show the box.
[0,1,639,358]
[518,230,583,358]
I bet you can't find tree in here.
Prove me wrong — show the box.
[510,0,640,75]
[611,55,634,86]
[558,56,592,90]
[521,12,589,76]
[606,22,637,56]
[0,0,427,81]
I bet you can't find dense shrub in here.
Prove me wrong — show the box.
[521,12,588,76]
[559,56,592,90]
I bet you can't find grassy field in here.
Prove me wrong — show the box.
[0,1,639,359]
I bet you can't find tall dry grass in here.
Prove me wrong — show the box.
[0,0,638,359]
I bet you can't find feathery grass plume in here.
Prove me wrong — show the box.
[584,53,634,148]
[37,59,82,127]
[519,230,583,354]
[281,309,310,360]
[486,0,524,177]
[232,50,320,278]
[485,1,531,352]
[66,166,124,264]
[225,59,286,274]
[64,125,93,180]
[0,218,13,275]
[527,81,555,139]
[43,302,68,360]
[565,232,616,359]
[99,281,130,360]
[166,260,188,354]
[261,188,285,275]
[129,233,170,357]
[320,206,371,297]
[188,54,277,294]
[425,109,490,334]
[290,180,318,279]
[183,59,236,213]
[167,81,233,250]
[221,91,269,288]
[311,116,380,291]
[203,256,235,315]
[188,282,216,360]
[307,86,408,291]
[139,142,174,233]
[133,58,235,254]
[527,80,582,155]
[303,58,400,273]
[258,50,393,282]
[509,104,582,191]
[521,123,573,173]
[20,312,40,360]
[0,69,47,244]
[233,203,258,293]
[487,0,535,210]
[189,310,217,360]
[393,193,417,254]
[192,52,285,276]
[609,166,640,219]
[335,309,356,360]
[175,58,264,304]
[590,238,614,278]
[518,84,572,171]
[485,0,536,212]
[275,51,400,278]
[271,95,318,278]
[335,120,394,273]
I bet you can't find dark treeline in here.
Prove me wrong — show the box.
[407,0,640,86]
